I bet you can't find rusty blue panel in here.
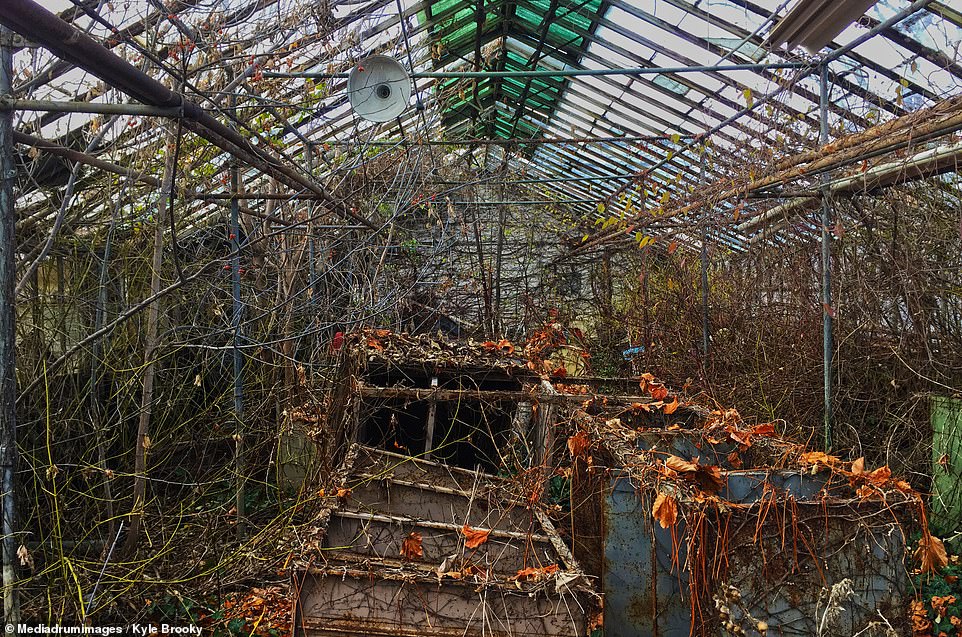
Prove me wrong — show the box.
[635,431,741,469]
[602,444,909,636]
[604,472,691,637]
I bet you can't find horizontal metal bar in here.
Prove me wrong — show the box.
[264,61,810,80]
[0,97,182,117]
[332,509,554,543]
[311,133,697,146]
[436,172,639,186]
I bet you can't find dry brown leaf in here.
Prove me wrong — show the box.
[750,423,776,436]
[461,525,491,549]
[400,531,423,560]
[694,464,725,493]
[910,599,931,635]
[663,396,680,415]
[798,450,841,467]
[729,429,752,448]
[851,457,865,474]
[638,372,656,392]
[567,431,590,458]
[511,563,559,582]
[727,451,743,469]
[938,453,951,470]
[895,479,915,493]
[866,465,892,484]
[664,455,725,493]
[914,534,948,574]
[649,383,669,401]
[665,455,698,473]
[652,492,678,528]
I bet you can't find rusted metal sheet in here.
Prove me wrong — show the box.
[602,434,911,636]
[720,503,909,636]
[604,473,691,637]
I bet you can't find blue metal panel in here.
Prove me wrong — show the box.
[604,473,691,637]
[602,433,908,636]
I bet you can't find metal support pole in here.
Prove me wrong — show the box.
[229,85,245,538]
[699,148,710,357]
[305,148,318,371]
[0,26,20,634]
[819,63,834,451]
[0,98,182,117]
[424,377,439,460]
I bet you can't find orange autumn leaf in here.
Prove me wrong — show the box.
[336,487,351,503]
[750,423,776,436]
[652,492,678,528]
[638,373,670,400]
[729,429,753,448]
[665,455,698,473]
[663,396,680,415]
[400,531,423,560]
[461,525,491,549]
[910,599,932,635]
[649,384,669,401]
[694,464,725,493]
[895,479,915,493]
[512,563,559,581]
[799,450,841,467]
[567,431,590,458]
[481,340,498,350]
[727,451,743,469]
[497,339,515,354]
[915,534,948,574]
[665,455,724,493]
[638,372,656,391]
[856,484,881,500]
[866,465,892,484]
[931,595,956,619]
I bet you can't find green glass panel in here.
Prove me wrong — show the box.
[932,396,962,536]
